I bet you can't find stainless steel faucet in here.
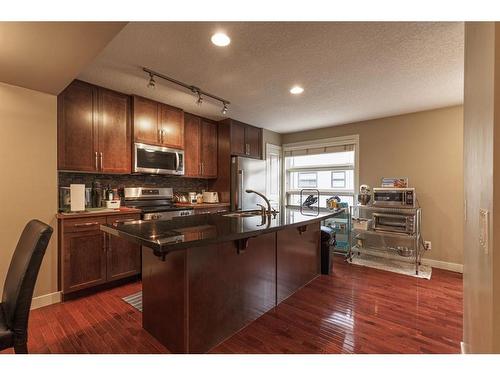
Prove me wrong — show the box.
[245,189,274,216]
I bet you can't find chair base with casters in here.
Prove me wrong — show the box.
[0,219,53,354]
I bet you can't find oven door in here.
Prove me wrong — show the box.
[134,143,184,175]
[372,213,414,234]
[373,190,406,207]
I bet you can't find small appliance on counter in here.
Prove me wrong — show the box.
[202,191,219,203]
[58,186,92,212]
[70,184,86,212]
[189,192,197,204]
[357,184,372,206]
[372,187,415,208]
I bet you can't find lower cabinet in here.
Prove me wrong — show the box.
[59,213,141,296]
[106,215,142,281]
[276,222,321,304]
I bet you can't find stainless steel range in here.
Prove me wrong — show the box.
[122,187,193,220]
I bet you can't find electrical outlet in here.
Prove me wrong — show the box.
[424,241,432,250]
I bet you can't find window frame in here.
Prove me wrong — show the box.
[282,135,359,209]
[331,170,347,189]
[297,171,318,188]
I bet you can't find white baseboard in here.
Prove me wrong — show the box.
[31,291,61,310]
[421,258,463,273]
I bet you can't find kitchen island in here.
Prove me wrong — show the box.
[101,207,344,353]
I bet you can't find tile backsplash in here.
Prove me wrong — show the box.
[58,172,209,194]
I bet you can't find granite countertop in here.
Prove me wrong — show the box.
[100,207,344,255]
[57,207,141,219]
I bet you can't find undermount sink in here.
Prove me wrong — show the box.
[222,210,263,218]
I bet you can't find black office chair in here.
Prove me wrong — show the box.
[0,220,53,354]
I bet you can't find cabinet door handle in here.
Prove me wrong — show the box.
[100,152,103,171]
[74,222,99,227]
[158,129,162,142]
[95,151,98,170]
[201,162,204,175]
[160,129,164,143]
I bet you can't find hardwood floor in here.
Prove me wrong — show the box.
[1,256,462,354]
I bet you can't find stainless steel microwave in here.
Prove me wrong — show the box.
[372,187,416,208]
[133,143,184,175]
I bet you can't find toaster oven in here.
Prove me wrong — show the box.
[372,187,415,208]
[372,212,416,235]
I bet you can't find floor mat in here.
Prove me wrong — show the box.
[122,291,143,312]
[349,254,432,279]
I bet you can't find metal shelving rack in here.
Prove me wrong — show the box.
[348,205,424,275]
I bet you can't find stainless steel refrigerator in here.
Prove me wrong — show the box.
[230,156,267,211]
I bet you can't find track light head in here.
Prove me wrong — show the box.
[196,91,203,106]
[221,102,228,115]
[147,73,155,89]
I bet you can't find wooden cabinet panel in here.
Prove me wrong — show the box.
[187,233,276,353]
[230,121,246,156]
[245,125,262,159]
[276,223,321,304]
[106,214,141,281]
[184,114,201,177]
[201,120,218,178]
[58,80,97,171]
[98,88,131,173]
[62,228,107,293]
[160,104,184,149]
[132,95,159,145]
[142,247,187,353]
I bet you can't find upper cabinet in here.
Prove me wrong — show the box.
[220,119,263,159]
[132,95,184,149]
[58,80,131,173]
[184,113,218,178]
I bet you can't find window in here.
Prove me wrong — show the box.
[331,171,346,188]
[298,172,318,188]
[283,135,358,209]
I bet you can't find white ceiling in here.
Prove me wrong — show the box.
[79,22,464,134]
[0,22,126,94]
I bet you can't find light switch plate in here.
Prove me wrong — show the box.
[479,208,489,255]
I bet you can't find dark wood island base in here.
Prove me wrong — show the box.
[141,223,320,353]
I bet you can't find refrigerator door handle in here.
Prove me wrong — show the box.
[238,169,244,210]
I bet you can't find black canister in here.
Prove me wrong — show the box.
[91,181,103,208]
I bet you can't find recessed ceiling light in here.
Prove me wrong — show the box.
[290,86,304,95]
[211,33,231,47]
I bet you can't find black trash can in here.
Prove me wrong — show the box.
[320,226,335,275]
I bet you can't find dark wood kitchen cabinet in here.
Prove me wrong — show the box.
[276,223,321,304]
[132,95,184,149]
[58,80,131,173]
[58,212,141,298]
[219,119,262,159]
[105,214,142,281]
[60,216,107,294]
[184,113,217,178]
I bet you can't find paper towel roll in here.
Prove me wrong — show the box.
[70,184,86,212]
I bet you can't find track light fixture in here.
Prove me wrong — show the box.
[143,67,230,115]
[147,73,155,88]
[195,90,203,106]
[221,102,228,115]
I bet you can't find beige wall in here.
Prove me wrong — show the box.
[283,105,464,266]
[0,82,58,298]
[463,22,500,354]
